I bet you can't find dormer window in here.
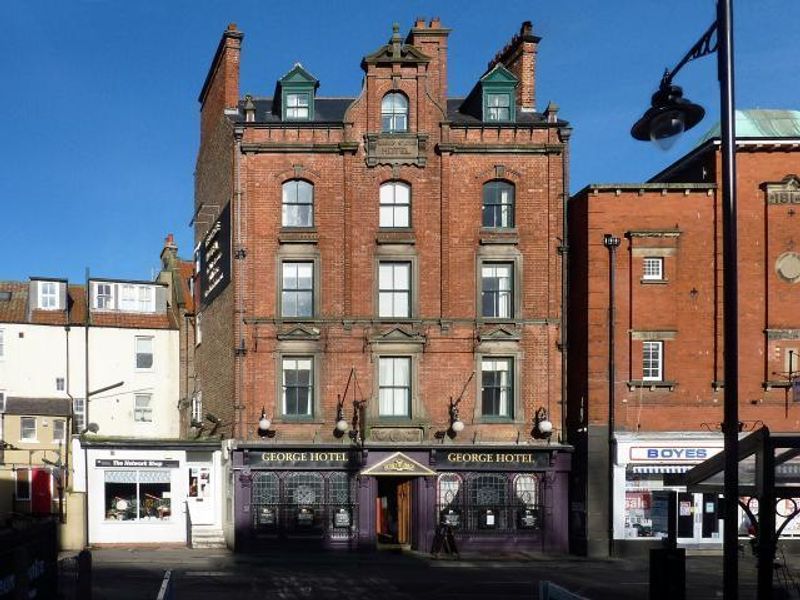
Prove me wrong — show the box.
[285,93,310,120]
[94,282,115,310]
[381,93,408,133]
[38,281,58,310]
[278,63,318,122]
[120,284,156,313]
[480,64,518,123]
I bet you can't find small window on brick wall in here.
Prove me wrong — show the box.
[642,257,664,281]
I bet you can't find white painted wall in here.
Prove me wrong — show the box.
[0,322,179,438]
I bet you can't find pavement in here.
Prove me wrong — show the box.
[77,546,800,600]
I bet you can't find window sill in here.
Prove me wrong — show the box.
[376,231,415,245]
[279,230,318,244]
[640,278,669,285]
[627,380,677,391]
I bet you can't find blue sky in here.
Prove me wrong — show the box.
[1,0,798,282]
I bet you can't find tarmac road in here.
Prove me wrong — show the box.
[85,546,797,599]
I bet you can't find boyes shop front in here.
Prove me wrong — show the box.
[232,444,571,553]
[80,441,222,545]
[614,433,725,551]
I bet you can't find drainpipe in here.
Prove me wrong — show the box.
[603,233,621,557]
[234,126,245,439]
[558,126,572,443]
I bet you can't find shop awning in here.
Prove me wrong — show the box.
[631,465,692,474]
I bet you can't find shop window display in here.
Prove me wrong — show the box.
[104,470,171,521]
[624,472,670,539]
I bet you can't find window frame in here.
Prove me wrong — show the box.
[72,398,86,434]
[379,181,411,229]
[378,356,412,418]
[93,282,115,310]
[642,257,665,281]
[191,392,203,425]
[480,357,515,420]
[134,393,153,422]
[280,261,315,319]
[480,262,514,319]
[284,92,311,121]
[280,356,315,419]
[482,181,515,229]
[378,261,412,319]
[38,281,58,310]
[53,419,66,443]
[281,180,315,229]
[642,341,664,381]
[135,336,155,371]
[21,416,37,442]
[381,92,409,133]
[485,92,512,122]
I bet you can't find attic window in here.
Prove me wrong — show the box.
[480,64,518,123]
[279,64,318,122]
[285,93,310,120]
[486,93,511,122]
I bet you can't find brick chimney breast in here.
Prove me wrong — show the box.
[489,21,541,112]
[407,17,451,108]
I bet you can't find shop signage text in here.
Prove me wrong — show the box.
[95,459,180,468]
[198,202,231,307]
[629,446,722,462]
[434,450,549,470]
[246,450,355,470]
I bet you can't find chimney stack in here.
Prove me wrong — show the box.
[198,24,244,141]
[160,233,178,268]
[488,21,541,112]
[407,17,451,107]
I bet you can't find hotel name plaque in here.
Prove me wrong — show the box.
[245,450,357,470]
[434,450,549,471]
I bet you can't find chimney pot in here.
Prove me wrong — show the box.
[414,17,426,28]
[227,23,238,32]
[429,17,441,28]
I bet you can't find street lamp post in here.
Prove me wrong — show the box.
[603,233,621,557]
[631,1,739,597]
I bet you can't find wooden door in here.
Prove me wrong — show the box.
[397,479,412,545]
[31,468,52,515]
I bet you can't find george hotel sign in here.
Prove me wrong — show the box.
[365,133,429,167]
[434,450,550,471]
[198,202,231,307]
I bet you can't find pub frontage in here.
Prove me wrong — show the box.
[231,444,571,553]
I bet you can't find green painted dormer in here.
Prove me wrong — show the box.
[480,64,518,123]
[278,63,319,121]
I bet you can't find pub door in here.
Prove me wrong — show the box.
[376,477,413,547]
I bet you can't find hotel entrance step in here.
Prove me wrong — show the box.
[190,526,226,549]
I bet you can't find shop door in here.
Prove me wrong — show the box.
[677,492,721,543]
[187,464,214,525]
[376,477,413,547]
[31,468,52,515]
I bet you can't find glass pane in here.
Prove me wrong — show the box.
[395,183,410,204]
[296,181,312,202]
[282,292,296,317]
[379,265,393,289]
[393,389,408,415]
[379,388,393,414]
[379,358,393,385]
[379,293,392,317]
[379,206,394,228]
[394,264,409,289]
[136,353,153,369]
[297,264,313,288]
[380,184,394,205]
[296,291,312,316]
[395,357,410,385]
[394,206,409,227]
[283,264,297,289]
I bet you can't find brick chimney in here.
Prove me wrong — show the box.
[198,23,243,140]
[407,17,451,106]
[488,21,541,112]
[160,233,179,269]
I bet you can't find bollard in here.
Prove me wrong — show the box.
[77,549,92,600]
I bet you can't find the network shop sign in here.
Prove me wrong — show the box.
[629,445,723,462]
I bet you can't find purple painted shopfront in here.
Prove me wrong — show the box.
[232,444,571,553]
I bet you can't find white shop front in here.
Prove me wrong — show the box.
[614,433,725,546]
[77,440,222,545]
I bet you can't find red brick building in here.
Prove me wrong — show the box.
[568,110,800,556]
[193,20,571,552]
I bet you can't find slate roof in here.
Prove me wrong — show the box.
[446,99,561,126]
[5,397,72,416]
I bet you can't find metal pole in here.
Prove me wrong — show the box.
[717,0,739,597]
[604,233,621,557]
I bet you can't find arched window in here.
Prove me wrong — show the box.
[482,180,515,228]
[282,180,314,227]
[379,181,410,228]
[381,93,408,133]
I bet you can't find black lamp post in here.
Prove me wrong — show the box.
[603,233,621,557]
[631,1,739,597]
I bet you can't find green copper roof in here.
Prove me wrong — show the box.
[696,109,800,145]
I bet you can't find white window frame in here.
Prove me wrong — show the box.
[481,357,514,419]
[481,263,514,319]
[93,282,115,310]
[281,180,314,228]
[281,261,315,319]
[379,182,411,228]
[120,284,156,313]
[285,92,310,120]
[486,92,511,121]
[135,336,154,371]
[378,261,411,318]
[642,257,664,281]
[191,392,203,424]
[281,357,314,418]
[642,341,664,381]
[381,93,408,133]
[378,356,411,417]
[134,394,153,422]
[53,419,66,443]
[38,281,58,310]
[21,416,37,442]
[72,398,86,433]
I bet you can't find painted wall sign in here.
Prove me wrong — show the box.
[198,202,231,307]
[434,450,550,470]
[245,450,356,470]
[628,446,722,462]
[95,459,180,468]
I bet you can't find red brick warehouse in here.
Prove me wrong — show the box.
[192,19,572,552]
